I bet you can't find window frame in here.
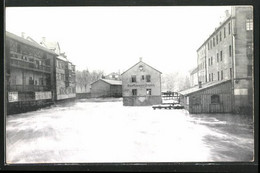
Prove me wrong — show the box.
[131,75,137,83]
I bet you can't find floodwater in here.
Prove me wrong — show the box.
[6,98,254,163]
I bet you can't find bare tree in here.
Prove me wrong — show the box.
[161,72,179,92]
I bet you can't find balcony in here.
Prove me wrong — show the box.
[8,85,51,92]
[10,58,51,73]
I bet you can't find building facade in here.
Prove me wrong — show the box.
[122,59,162,106]
[180,7,253,114]
[5,32,56,114]
[90,79,122,98]
[190,67,199,87]
[5,31,77,114]
[41,38,76,101]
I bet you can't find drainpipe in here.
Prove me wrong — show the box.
[231,11,236,113]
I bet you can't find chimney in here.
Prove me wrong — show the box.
[225,10,230,18]
[21,32,25,38]
[198,81,202,88]
[139,57,142,62]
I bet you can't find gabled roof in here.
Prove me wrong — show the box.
[91,79,122,86]
[40,40,61,54]
[121,60,162,75]
[6,31,57,55]
[179,79,231,96]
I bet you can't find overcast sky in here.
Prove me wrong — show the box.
[6,6,231,75]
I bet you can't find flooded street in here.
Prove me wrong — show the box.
[6,98,254,163]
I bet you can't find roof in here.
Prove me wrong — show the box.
[57,55,68,62]
[41,40,60,51]
[6,31,57,55]
[91,79,122,86]
[121,60,162,75]
[179,79,231,96]
[196,15,232,52]
[190,67,198,75]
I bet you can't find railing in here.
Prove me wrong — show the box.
[10,58,51,73]
[8,85,50,92]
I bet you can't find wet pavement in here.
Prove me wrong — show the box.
[6,98,254,163]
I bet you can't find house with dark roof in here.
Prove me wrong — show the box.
[121,58,162,106]
[90,79,122,98]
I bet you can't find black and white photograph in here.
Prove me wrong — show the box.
[3,3,256,168]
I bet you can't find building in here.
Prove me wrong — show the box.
[103,72,121,80]
[121,58,162,106]
[5,31,56,114]
[190,67,199,87]
[180,7,253,114]
[41,38,76,101]
[90,79,122,98]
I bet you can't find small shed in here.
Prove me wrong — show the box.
[179,80,232,113]
[90,79,122,98]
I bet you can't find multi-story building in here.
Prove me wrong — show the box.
[180,7,253,114]
[5,31,56,114]
[40,38,76,101]
[5,31,77,114]
[121,58,162,106]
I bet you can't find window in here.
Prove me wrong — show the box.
[230,68,232,79]
[211,94,220,104]
[208,58,210,66]
[224,27,226,38]
[17,44,21,53]
[246,19,253,31]
[228,22,231,34]
[219,31,222,41]
[248,65,252,76]
[218,71,220,81]
[131,75,136,82]
[213,38,215,47]
[229,45,232,57]
[146,75,151,82]
[217,53,219,62]
[247,42,253,59]
[211,57,213,65]
[220,51,223,61]
[39,78,43,85]
[221,70,223,80]
[146,89,152,95]
[216,35,218,44]
[34,80,38,85]
[29,77,34,85]
[132,89,137,96]
[141,75,145,80]
[210,40,212,49]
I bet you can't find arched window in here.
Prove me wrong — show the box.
[211,94,220,104]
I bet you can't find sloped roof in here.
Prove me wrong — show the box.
[41,40,60,51]
[179,79,231,96]
[121,60,162,75]
[91,79,122,86]
[190,67,198,75]
[6,31,57,55]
